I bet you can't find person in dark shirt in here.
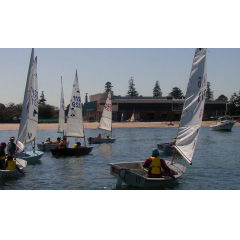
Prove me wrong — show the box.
[7,137,17,157]
[0,142,7,169]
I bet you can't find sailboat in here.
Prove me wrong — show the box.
[109,48,207,188]
[37,77,68,151]
[127,112,135,122]
[16,48,44,164]
[210,103,235,131]
[88,92,116,144]
[51,70,93,157]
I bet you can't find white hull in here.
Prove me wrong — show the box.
[88,137,116,144]
[17,150,44,164]
[109,161,186,189]
[0,159,27,179]
[210,121,235,131]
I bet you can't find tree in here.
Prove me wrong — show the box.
[105,82,113,94]
[169,87,184,99]
[153,81,162,98]
[216,94,228,101]
[206,82,214,100]
[127,77,139,97]
[39,104,58,119]
[39,91,47,105]
[229,90,240,115]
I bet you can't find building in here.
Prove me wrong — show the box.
[84,93,227,122]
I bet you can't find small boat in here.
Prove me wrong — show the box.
[88,92,116,144]
[109,161,186,189]
[127,113,135,122]
[38,77,66,151]
[16,48,44,164]
[51,70,93,157]
[210,116,235,131]
[157,142,175,154]
[0,159,27,179]
[109,48,208,189]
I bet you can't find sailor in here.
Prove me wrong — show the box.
[96,134,102,139]
[5,155,16,170]
[72,142,81,149]
[59,137,68,149]
[54,137,61,144]
[0,142,6,169]
[44,137,52,144]
[7,137,17,158]
[143,149,176,178]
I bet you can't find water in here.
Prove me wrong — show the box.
[0,126,240,190]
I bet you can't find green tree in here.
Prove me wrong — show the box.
[39,104,58,119]
[206,82,214,100]
[153,81,162,98]
[104,82,113,94]
[169,87,184,99]
[39,91,47,105]
[229,90,240,115]
[216,94,228,101]
[127,77,139,97]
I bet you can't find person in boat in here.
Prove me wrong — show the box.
[0,142,7,169]
[59,137,68,149]
[96,134,102,139]
[53,137,61,145]
[72,142,81,149]
[7,137,17,158]
[44,137,52,144]
[5,155,16,170]
[143,149,176,178]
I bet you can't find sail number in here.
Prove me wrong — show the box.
[104,103,112,112]
[30,88,38,107]
[72,96,81,108]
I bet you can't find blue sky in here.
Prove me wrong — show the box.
[0,48,240,107]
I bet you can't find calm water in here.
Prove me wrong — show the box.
[0,126,240,190]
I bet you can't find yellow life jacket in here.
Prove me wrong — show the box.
[6,160,16,170]
[150,157,161,175]
[72,144,78,149]
[0,156,6,161]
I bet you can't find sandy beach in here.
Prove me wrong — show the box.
[0,121,239,130]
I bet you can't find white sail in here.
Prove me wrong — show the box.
[130,113,135,122]
[17,48,39,146]
[58,76,65,133]
[99,92,112,132]
[65,70,84,138]
[174,48,207,164]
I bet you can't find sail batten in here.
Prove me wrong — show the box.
[58,76,65,133]
[174,48,207,164]
[99,92,112,132]
[17,49,39,146]
[65,71,84,138]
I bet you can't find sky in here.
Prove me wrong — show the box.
[0,48,240,107]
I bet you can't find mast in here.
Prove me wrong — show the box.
[58,76,65,134]
[174,48,208,164]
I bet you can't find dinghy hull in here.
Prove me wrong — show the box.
[51,147,93,157]
[109,161,186,189]
[88,137,116,144]
[17,151,44,164]
[210,121,235,131]
[157,143,175,154]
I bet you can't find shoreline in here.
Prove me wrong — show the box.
[0,121,239,130]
